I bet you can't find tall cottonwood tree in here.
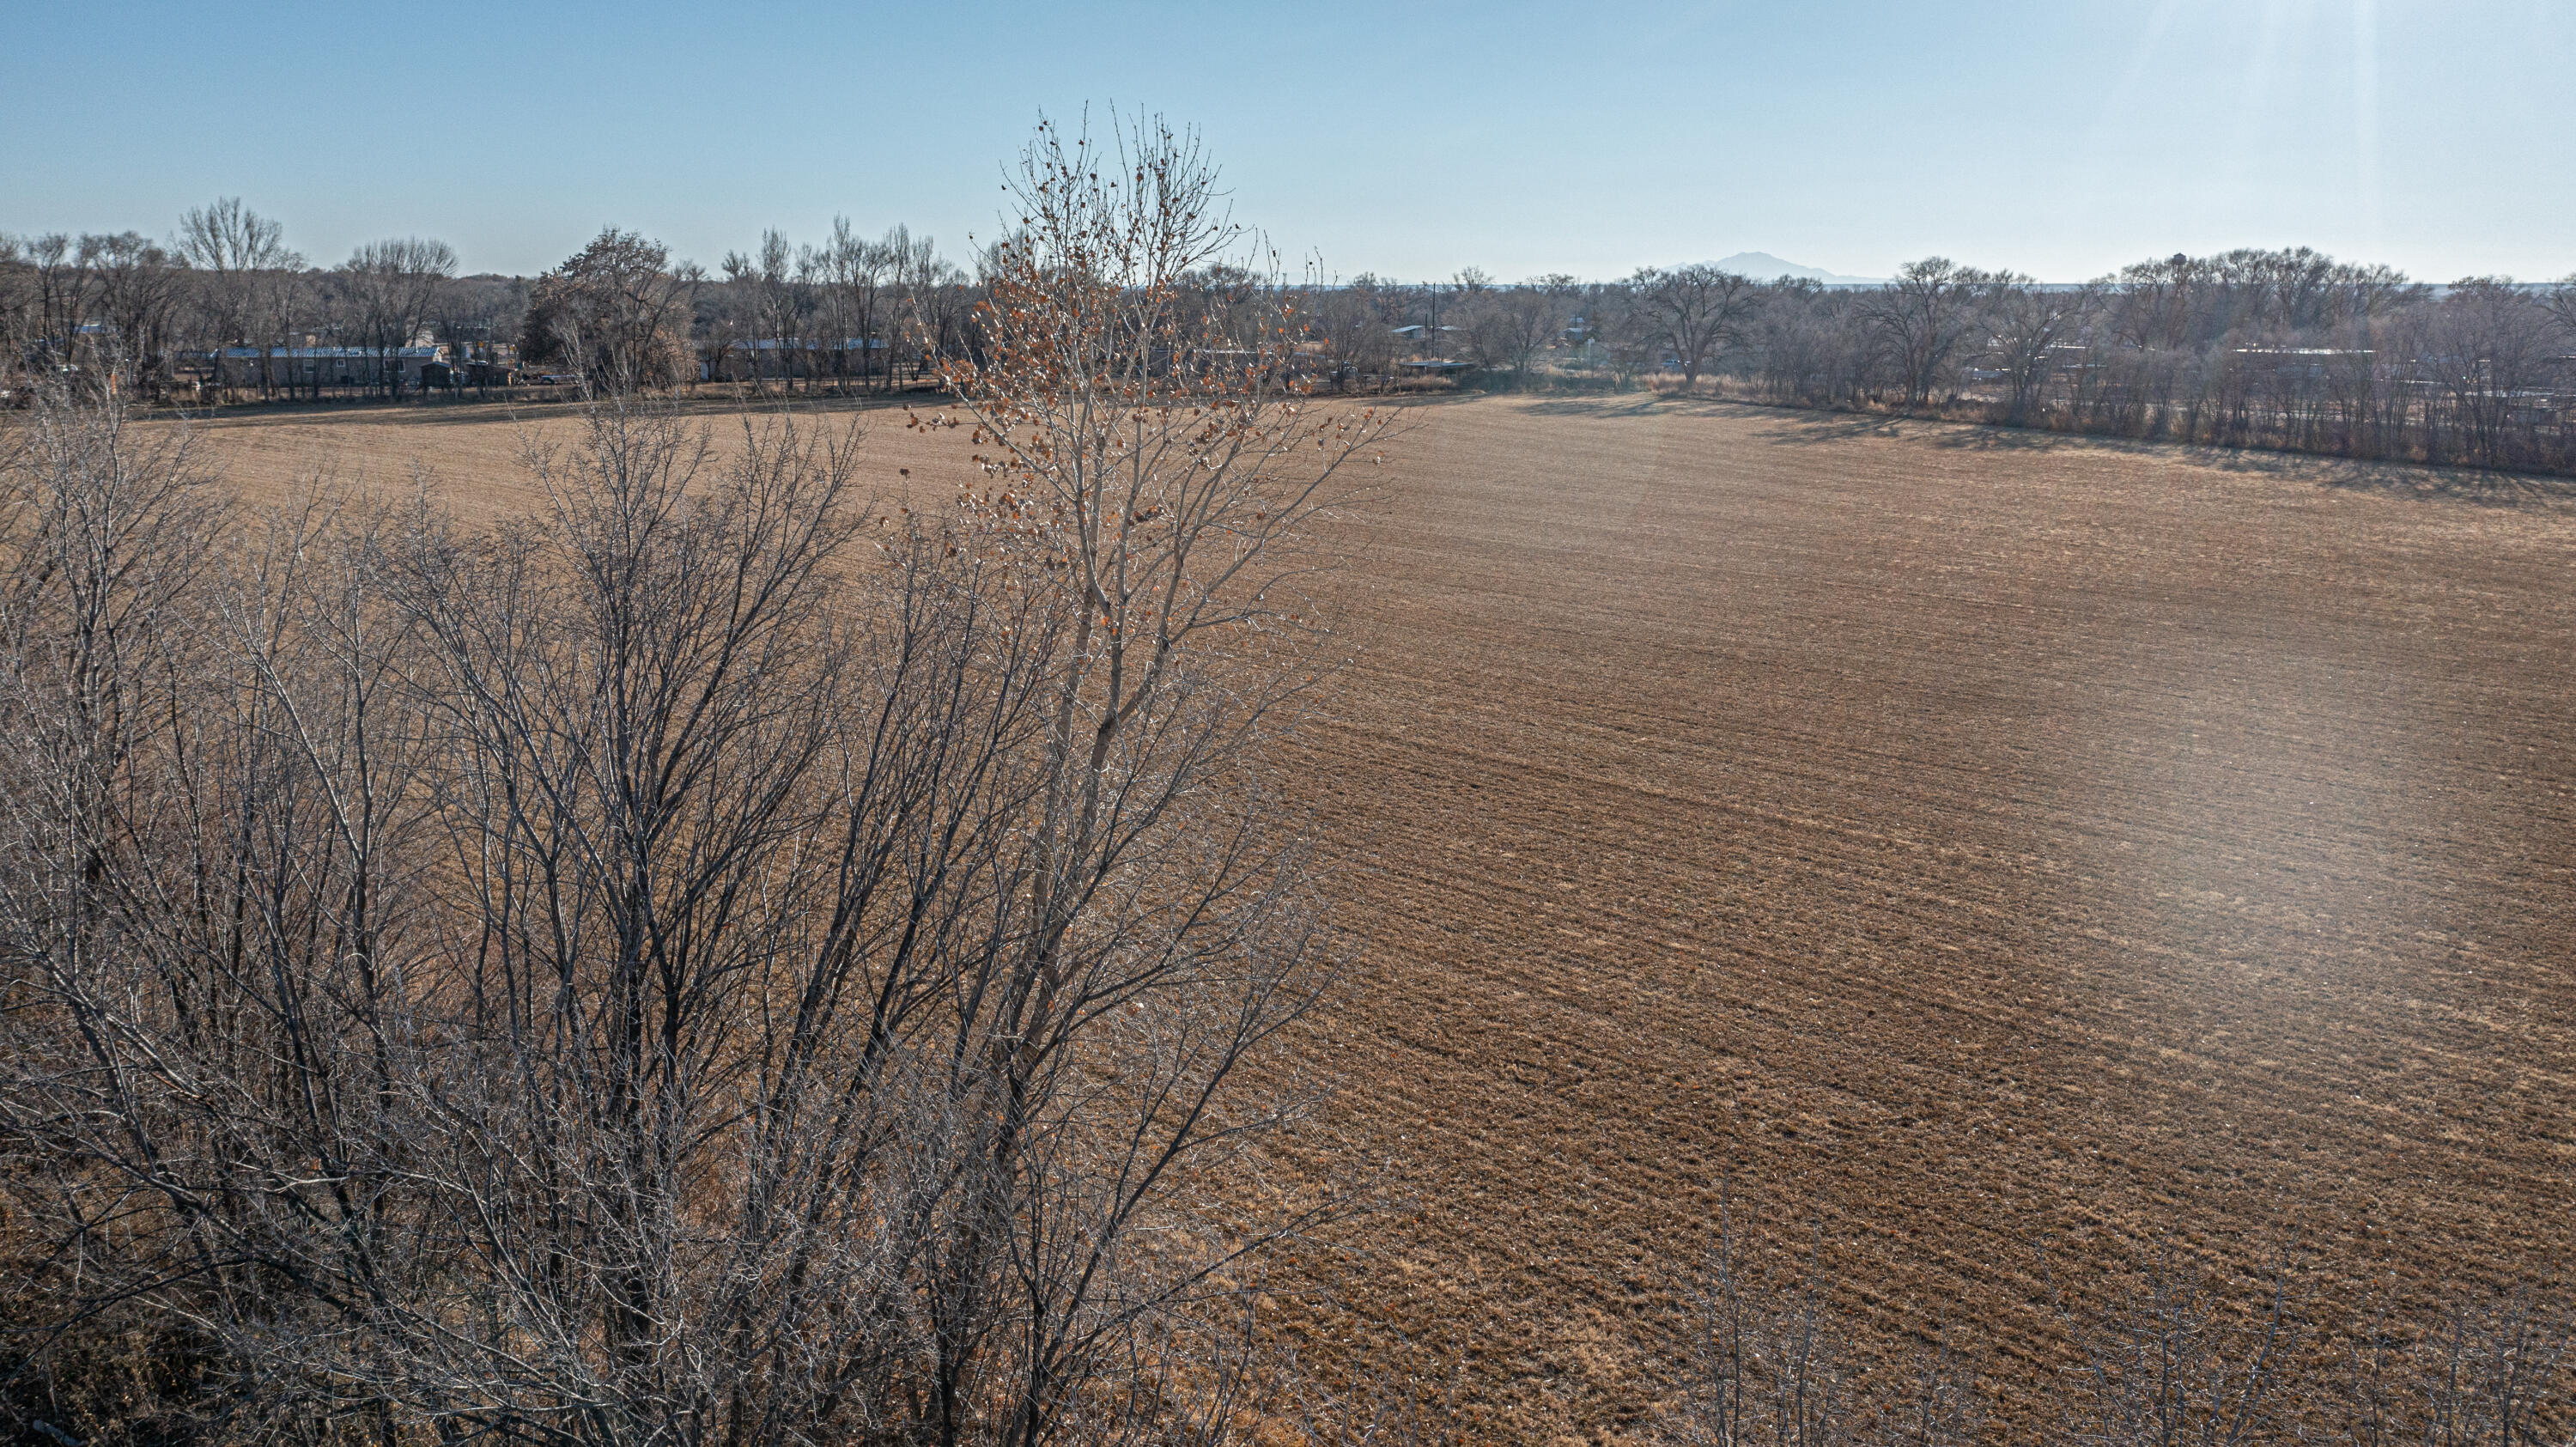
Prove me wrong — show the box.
[339,237,457,397]
[2417,277,2562,471]
[811,216,898,392]
[522,228,701,392]
[15,235,96,371]
[1864,257,1995,409]
[1460,280,1571,382]
[177,198,302,398]
[82,233,188,392]
[1986,277,2093,424]
[1628,264,1759,389]
[721,228,805,392]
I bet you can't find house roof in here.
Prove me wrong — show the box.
[218,346,447,359]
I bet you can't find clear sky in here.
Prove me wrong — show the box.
[5,0,2568,284]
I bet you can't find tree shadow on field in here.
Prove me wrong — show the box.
[1922,423,2354,477]
[1748,412,1914,446]
[1929,423,2576,508]
[179,392,934,435]
[1510,396,1666,420]
[1752,408,2576,511]
[2312,459,2576,510]
[191,404,567,435]
[1920,423,2164,459]
[1509,394,1767,421]
[1354,388,1498,412]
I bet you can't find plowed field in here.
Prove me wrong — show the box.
[179,395,2576,1443]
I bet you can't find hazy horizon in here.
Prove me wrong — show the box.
[7,0,2572,285]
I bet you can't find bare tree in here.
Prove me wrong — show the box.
[1306,275,1398,391]
[1662,1195,1984,1447]
[15,236,100,385]
[1668,1223,1864,1447]
[925,110,1394,1443]
[1460,282,1568,384]
[523,228,702,393]
[428,272,530,398]
[0,114,1389,1447]
[0,381,1352,1447]
[177,198,301,399]
[2338,1285,2574,1447]
[339,237,457,398]
[80,233,188,396]
[895,228,973,376]
[2420,277,2560,469]
[811,216,897,392]
[1985,277,2094,425]
[1628,264,1759,391]
[2541,275,2576,345]
[0,234,31,363]
[1863,258,1994,409]
[2049,1241,2305,1447]
[723,228,805,393]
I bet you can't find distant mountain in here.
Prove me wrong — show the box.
[1708,252,1885,285]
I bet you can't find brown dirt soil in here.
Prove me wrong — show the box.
[171,394,2576,1443]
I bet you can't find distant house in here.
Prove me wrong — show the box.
[210,344,451,388]
[2232,346,2375,382]
[699,337,888,382]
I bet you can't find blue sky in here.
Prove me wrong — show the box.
[5,0,2568,283]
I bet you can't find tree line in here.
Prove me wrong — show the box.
[1316,253,2576,474]
[12,201,2573,474]
[3,202,516,403]
[0,204,981,403]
